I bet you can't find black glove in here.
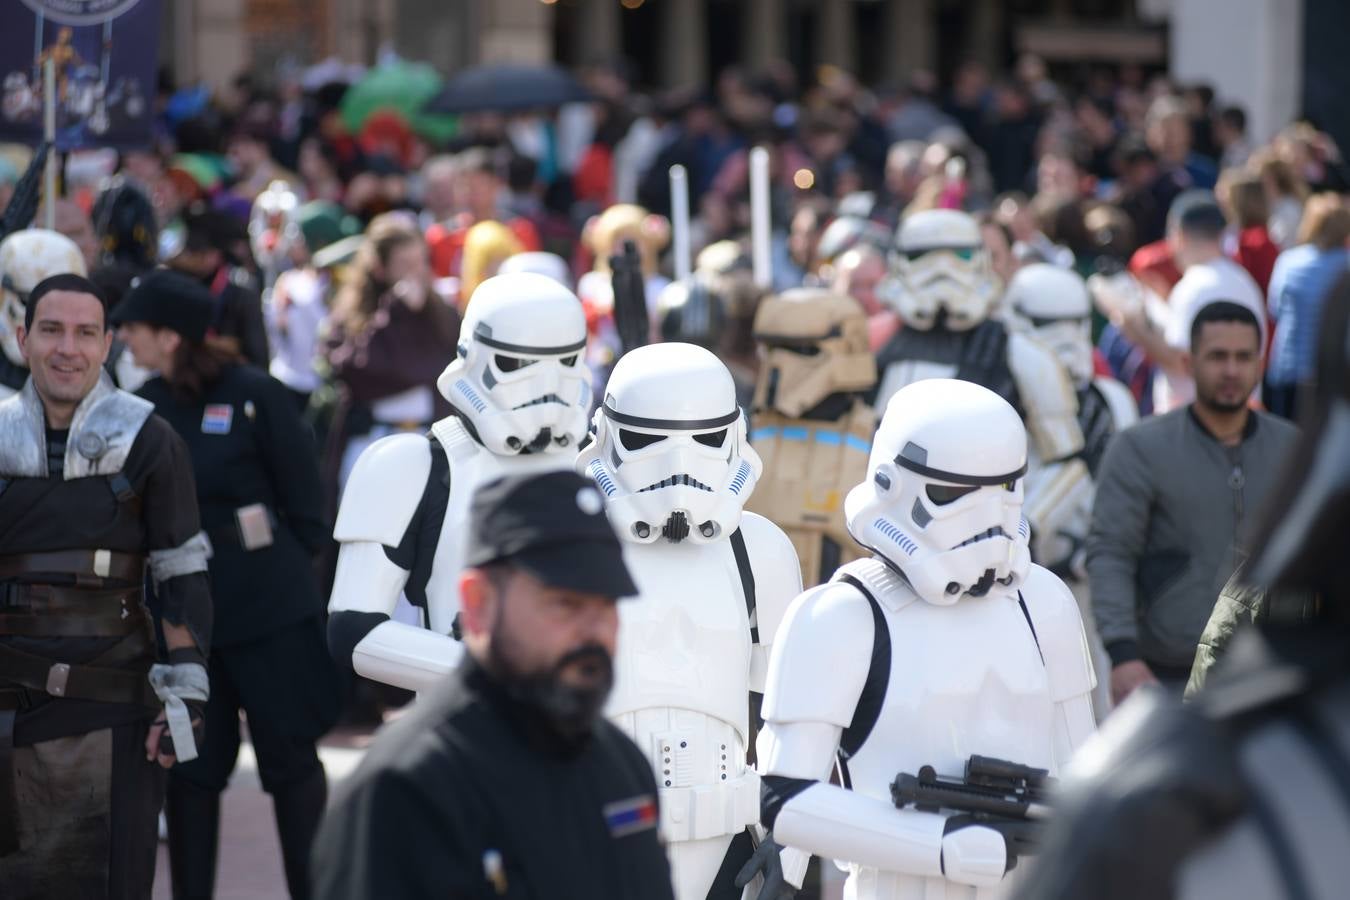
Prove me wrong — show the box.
[155,698,207,758]
[733,832,799,900]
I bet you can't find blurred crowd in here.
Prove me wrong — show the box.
[6,45,1350,900]
[5,50,1348,567]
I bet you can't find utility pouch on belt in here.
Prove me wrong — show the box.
[235,503,275,551]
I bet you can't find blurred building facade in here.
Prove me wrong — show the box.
[161,0,1322,144]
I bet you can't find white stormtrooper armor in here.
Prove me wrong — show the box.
[248,179,301,292]
[756,379,1098,900]
[0,229,88,397]
[1006,264,1137,717]
[576,343,804,900]
[328,273,591,693]
[884,209,1000,335]
[874,211,1090,573]
[1005,263,1138,447]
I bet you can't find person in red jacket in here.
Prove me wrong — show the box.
[424,148,539,279]
[1220,170,1280,294]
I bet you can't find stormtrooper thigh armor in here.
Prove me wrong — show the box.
[756,380,1097,900]
[328,273,591,694]
[579,342,803,900]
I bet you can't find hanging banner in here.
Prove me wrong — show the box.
[0,0,161,150]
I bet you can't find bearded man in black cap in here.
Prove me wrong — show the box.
[312,470,676,900]
[0,273,213,900]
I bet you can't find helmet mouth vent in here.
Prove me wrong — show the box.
[638,474,713,493]
[952,526,1008,549]
[512,393,565,410]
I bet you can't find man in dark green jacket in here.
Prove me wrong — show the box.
[1184,559,1319,698]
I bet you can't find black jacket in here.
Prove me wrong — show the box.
[139,365,329,647]
[210,267,270,368]
[313,657,676,900]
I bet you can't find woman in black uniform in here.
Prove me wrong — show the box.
[111,269,339,900]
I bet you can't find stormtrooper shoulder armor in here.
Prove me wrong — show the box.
[1093,376,1140,431]
[1020,564,1096,703]
[739,511,804,647]
[761,581,876,728]
[1008,330,1084,459]
[333,432,434,545]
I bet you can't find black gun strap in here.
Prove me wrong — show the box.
[1017,591,1044,665]
[730,528,758,645]
[836,573,891,762]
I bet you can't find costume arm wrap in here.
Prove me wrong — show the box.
[148,661,210,762]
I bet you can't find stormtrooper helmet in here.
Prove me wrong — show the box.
[0,229,88,366]
[248,180,301,277]
[885,209,998,332]
[577,342,761,545]
[1005,263,1094,387]
[436,272,591,455]
[497,251,572,288]
[845,379,1031,605]
[752,287,877,418]
[656,278,726,350]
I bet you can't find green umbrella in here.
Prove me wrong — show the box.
[339,60,458,144]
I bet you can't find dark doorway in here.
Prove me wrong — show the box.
[1304,0,1350,157]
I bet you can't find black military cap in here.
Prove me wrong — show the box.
[109,269,215,342]
[466,470,638,600]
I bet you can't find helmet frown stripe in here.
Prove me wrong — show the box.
[602,404,741,431]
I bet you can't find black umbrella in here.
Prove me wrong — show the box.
[423,64,592,114]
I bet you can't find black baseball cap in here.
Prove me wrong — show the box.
[466,470,638,600]
[109,269,215,342]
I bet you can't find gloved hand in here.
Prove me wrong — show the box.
[940,817,1009,888]
[733,831,799,900]
[145,647,209,767]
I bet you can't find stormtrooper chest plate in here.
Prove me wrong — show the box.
[843,589,1057,802]
[606,539,753,741]
[423,420,568,634]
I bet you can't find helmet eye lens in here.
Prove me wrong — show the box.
[905,247,977,262]
[925,483,979,506]
[619,429,667,451]
[560,354,579,367]
[692,428,728,448]
[494,354,538,373]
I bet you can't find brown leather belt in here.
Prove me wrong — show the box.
[0,550,146,584]
[0,584,148,638]
[0,642,156,708]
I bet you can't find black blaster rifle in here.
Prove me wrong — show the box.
[891,755,1054,861]
[609,238,649,359]
[0,141,51,242]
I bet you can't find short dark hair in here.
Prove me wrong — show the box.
[1218,105,1247,134]
[24,273,108,332]
[1190,300,1261,349]
[1168,191,1226,241]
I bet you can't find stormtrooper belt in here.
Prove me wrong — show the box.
[659,771,761,842]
